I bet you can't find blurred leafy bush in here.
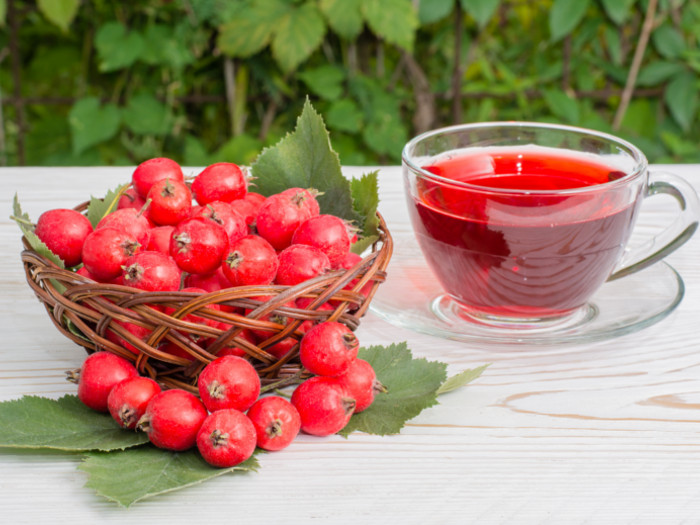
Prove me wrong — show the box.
[0,0,698,167]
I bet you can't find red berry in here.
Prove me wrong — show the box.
[230,192,266,228]
[117,187,147,211]
[299,321,359,377]
[138,389,207,451]
[196,409,256,468]
[291,376,355,436]
[190,201,247,245]
[105,316,153,355]
[35,208,93,267]
[275,244,330,286]
[147,225,175,255]
[82,227,141,281]
[221,235,278,287]
[122,251,182,291]
[246,396,300,451]
[170,217,229,275]
[213,328,257,358]
[184,267,230,293]
[192,163,248,205]
[147,178,192,226]
[255,189,320,250]
[107,376,161,429]
[164,286,221,328]
[292,214,351,268]
[198,355,261,412]
[336,252,363,270]
[75,351,139,412]
[132,157,184,199]
[97,208,151,247]
[335,358,385,413]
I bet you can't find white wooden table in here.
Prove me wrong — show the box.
[2,165,700,523]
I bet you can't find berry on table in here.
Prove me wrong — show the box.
[34,208,93,267]
[137,389,208,451]
[335,358,385,413]
[291,376,355,436]
[196,409,257,468]
[246,396,301,451]
[299,321,359,377]
[197,355,261,412]
[72,351,139,412]
[107,376,161,429]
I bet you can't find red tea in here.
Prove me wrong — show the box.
[408,146,642,319]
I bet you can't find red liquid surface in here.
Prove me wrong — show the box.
[409,147,641,319]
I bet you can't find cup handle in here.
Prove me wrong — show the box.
[608,171,700,282]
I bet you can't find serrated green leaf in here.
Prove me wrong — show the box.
[37,0,79,32]
[272,3,326,72]
[217,0,286,57]
[436,364,489,395]
[122,93,173,136]
[652,24,687,60]
[340,343,447,436]
[11,194,66,269]
[79,447,259,507]
[0,395,148,451]
[251,99,362,226]
[350,171,380,254]
[298,65,346,101]
[326,99,364,133]
[460,0,500,27]
[95,21,144,72]
[419,0,454,25]
[68,97,121,155]
[665,71,698,132]
[320,0,364,40]
[600,0,636,25]
[549,0,591,42]
[361,0,418,51]
[86,184,129,228]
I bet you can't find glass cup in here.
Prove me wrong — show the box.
[402,122,699,330]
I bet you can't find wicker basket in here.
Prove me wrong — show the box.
[21,209,393,393]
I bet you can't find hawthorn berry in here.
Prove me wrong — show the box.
[335,358,385,413]
[170,217,229,275]
[34,208,93,267]
[230,192,266,228]
[81,227,141,281]
[138,389,208,451]
[117,187,147,211]
[292,214,351,268]
[299,321,359,377]
[97,207,151,248]
[196,409,257,468]
[122,250,182,292]
[192,162,248,205]
[107,376,161,429]
[190,201,247,245]
[221,235,278,287]
[147,178,192,226]
[291,376,355,436]
[73,351,139,412]
[197,355,261,412]
[246,396,301,451]
[132,157,184,198]
[147,225,175,255]
[275,244,330,286]
[255,188,320,250]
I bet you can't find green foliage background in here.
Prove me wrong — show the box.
[1,0,698,167]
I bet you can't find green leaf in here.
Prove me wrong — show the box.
[298,65,346,101]
[251,99,362,226]
[604,25,622,65]
[599,0,636,25]
[665,71,698,132]
[460,0,500,28]
[122,93,173,136]
[350,171,380,254]
[95,21,144,72]
[340,343,448,436]
[213,133,264,166]
[636,61,685,86]
[184,135,213,167]
[272,2,326,72]
[361,0,418,51]
[11,194,65,269]
[652,24,687,60]
[68,97,121,155]
[79,447,259,507]
[549,0,591,42]
[0,0,6,27]
[86,184,129,229]
[319,0,364,40]
[362,111,408,160]
[326,99,364,133]
[542,89,580,124]
[0,395,148,451]
[140,24,195,69]
[37,0,79,32]
[217,0,286,57]
[419,0,454,25]
[436,364,489,395]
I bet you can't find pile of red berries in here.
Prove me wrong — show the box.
[74,319,384,467]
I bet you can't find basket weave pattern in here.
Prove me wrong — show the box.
[21,211,392,393]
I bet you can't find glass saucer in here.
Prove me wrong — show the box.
[369,236,684,346]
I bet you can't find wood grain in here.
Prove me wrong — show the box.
[2,165,700,523]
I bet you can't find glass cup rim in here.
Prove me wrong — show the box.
[402,121,649,196]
